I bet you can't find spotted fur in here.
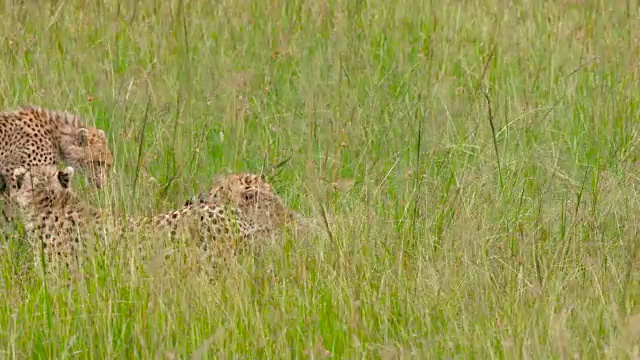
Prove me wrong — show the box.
[8,166,99,270]
[0,105,112,190]
[186,172,307,238]
[8,166,259,271]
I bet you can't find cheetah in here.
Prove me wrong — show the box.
[0,105,113,229]
[186,172,311,239]
[7,166,261,271]
[7,166,99,270]
[0,105,113,189]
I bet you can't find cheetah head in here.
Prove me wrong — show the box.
[187,173,275,207]
[185,172,309,235]
[9,166,75,211]
[64,128,112,189]
[208,173,292,226]
[220,173,279,208]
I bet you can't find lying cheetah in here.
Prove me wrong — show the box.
[186,172,310,238]
[8,166,260,271]
[8,166,99,269]
[0,105,113,189]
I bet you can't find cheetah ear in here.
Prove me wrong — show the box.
[77,128,89,147]
[98,129,106,139]
[12,167,27,189]
[57,167,75,189]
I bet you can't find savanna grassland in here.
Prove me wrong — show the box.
[0,0,639,358]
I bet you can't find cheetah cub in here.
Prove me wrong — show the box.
[0,105,113,189]
[7,166,263,271]
[187,172,315,239]
[0,105,113,230]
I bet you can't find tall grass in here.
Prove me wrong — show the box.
[0,0,639,357]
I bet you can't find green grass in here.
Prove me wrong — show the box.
[0,0,639,357]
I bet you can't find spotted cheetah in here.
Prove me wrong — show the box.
[7,166,99,270]
[7,166,261,271]
[186,172,310,239]
[0,105,113,230]
[0,105,113,190]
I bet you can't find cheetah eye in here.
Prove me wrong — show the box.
[57,172,71,188]
[243,193,255,201]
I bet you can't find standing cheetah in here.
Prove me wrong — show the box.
[0,105,113,190]
[7,166,262,271]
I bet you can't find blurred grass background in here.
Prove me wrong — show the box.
[0,0,640,358]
